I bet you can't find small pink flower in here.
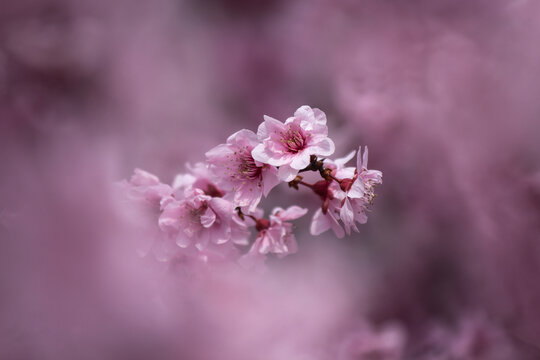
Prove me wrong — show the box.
[333,146,382,235]
[159,188,249,251]
[120,170,179,262]
[306,178,346,238]
[252,105,335,181]
[245,205,308,259]
[308,150,357,239]
[206,129,280,213]
[122,168,173,209]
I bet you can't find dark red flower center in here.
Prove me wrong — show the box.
[280,125,307,153]
[237,151,262,180]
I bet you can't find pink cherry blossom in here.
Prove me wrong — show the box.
[245,205,308,260]
[122,168,173,209]
[333,146,383,235]
[251,105,335,181]
[206,129,280,213]
[306,178,346,238]
[307,150,357,239]
[159,187,249,251]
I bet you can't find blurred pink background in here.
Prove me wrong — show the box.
[2,0,540,359]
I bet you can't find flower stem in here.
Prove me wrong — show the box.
[297,155,341,184]
[298,180,315,189]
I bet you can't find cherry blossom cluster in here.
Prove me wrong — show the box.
[121,106,382,266]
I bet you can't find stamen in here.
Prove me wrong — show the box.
[281,125,307,153]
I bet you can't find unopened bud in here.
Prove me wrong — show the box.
[255,218,271,232]
[312,180,330,198]
[288,175,303,190]
[205,183,225,198]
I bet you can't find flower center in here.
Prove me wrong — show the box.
[189,203,208,222]
[362,177,377,205]
[237,151,261,180]
[179,201,208,236]
[280,125,307,153]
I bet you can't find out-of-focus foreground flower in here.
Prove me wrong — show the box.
[2,0,540,359]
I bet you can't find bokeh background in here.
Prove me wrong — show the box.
[2,0,540,359]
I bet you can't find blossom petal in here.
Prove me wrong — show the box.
[258,115,284,140]
[226,129,259,147]
[158,201,183,233]
[340,198,354,235]
[312,107,327,126]
[131,168,161,186]
[257,233,271,254]
[251,143,274,164]
[357,146,368,170]
[234,183,262,213]
[310,208,330,235]
[278,165,298,182]
[176,236,192,249]
[329,213,345,239]
[200,207,216,228]
[275,205,308,221]
[293,105,313,119]
[172,173,196,190]
[293,106,315,127]
[362,146,369,169]
[348,179,365,199]
[262,165,281,197]
[209,197,233,219]
[230,215,250,246]
[310,137,335,157]
[205,143,232,162]
[290,152,311,170]
[253,143,295,167]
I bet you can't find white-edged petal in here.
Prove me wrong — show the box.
[290,152,311,170]
[200,207,216,228]
[362,146,369,169]
[340,198,354,235]
[262,166,281,197]
[226,128,259,147]
[312,107,327,126]
[311,208,331,236]
[310,137,335,157]
[209,197,233,219]
[334,150,356,168]
[274,205,308,221]
[258,115,284,140]
[251,143,272,164]
[278,165,299,182]
[348,179,365,199]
